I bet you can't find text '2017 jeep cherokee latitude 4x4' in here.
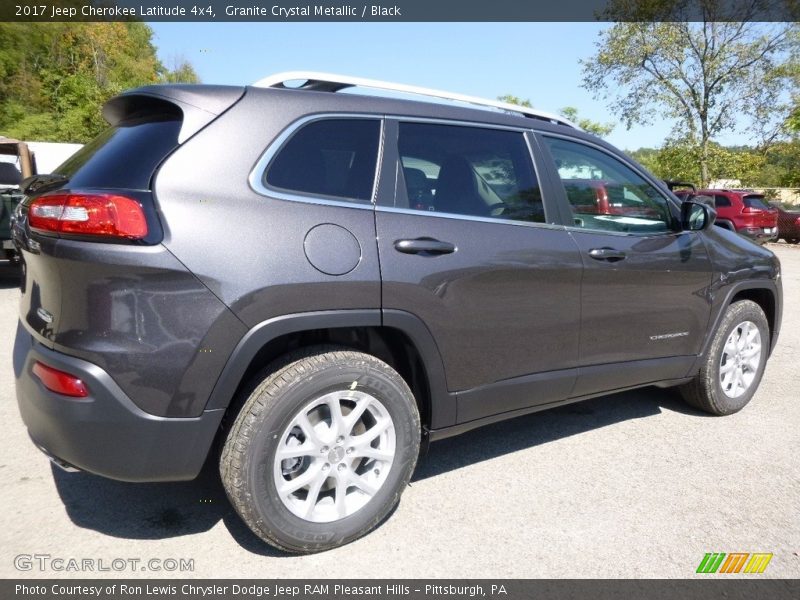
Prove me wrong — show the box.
[13,73,782,553]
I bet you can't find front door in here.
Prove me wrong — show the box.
[538,134,714,396]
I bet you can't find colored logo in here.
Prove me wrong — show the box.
[696,552,773,574]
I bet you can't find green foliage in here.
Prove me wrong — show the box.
[629,140,800,189]
[0,23,200,143]
[583,18,798,184]
[558,106,615,137]
[497,95,532,108]
[498,95,613,138]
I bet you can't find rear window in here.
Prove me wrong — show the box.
[264,119,380,203]
[743,195,769,210]
[54,116,182,190]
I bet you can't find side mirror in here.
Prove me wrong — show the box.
[681,200,716,231]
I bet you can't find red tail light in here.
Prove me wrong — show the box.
[32,361,89,397]
[29,192,148,240]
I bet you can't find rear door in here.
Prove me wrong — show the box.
[537,134,714,395]
[375,119,583,425]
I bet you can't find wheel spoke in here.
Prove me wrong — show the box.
[302,470,327,519]
[334,476,348,518]
[277,442,317,460]
[296,413,324,447]
[355,446,394,462]
[327,396,347,438]
[744,356,760,372]
[731,368,743,395]
[721,367,735,391]
[741,345,761,359]
[352,417,392,445]
[719,360,736,375]
[346,471,379,496]
[279,462,322,496]
[345,394,373,431]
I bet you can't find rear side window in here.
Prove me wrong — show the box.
[265,119,380,203]
[744,195,769,210]
[714,195,732,207]
[55,116,182,190]
[396,122,544,223]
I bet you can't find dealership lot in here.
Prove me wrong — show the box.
[0,244,798,579]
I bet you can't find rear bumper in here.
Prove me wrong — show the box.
[738,227,778,244]
[13,322,224,482]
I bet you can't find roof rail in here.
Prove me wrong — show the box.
[252,71,578,129]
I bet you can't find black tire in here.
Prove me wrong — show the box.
[220,346,420,553]
[788,238,800,245]
[680,300,769,415]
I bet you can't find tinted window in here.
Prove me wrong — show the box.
[714,194,732,207]
[743,195,769,210]
[265,119,380,202]
[397,122,544,223]
[55,116,181,190]
[543,137,673,234]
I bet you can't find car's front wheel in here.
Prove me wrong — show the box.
[680,300,769,415]
[220,347,420,553]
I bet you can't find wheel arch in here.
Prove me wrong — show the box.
[205,310,455,433]
[690,280,780,377]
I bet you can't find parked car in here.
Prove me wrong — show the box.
[0,137,36,269]
[768,201,800,244]
[13,73,782,553]
[673,188,778,244]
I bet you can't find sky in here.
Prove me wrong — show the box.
[148,22,752,151]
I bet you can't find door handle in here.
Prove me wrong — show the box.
[394,238,456,255]
[588,247,626,262]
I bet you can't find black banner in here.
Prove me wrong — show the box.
[3,580,800,600]
[1,0,799,22]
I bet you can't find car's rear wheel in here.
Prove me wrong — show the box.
[787,238,800,244]
[680,300,769,415]
[220,346,420,553]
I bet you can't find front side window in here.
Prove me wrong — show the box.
[543,136,674,234]
[397,122,544,223]
[264,119,380,203]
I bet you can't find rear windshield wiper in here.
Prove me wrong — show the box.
[20,173,69,195]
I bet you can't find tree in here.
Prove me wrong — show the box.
[582,15,797,185]
[0,23,200,143]
[160,55,200,84]
[558,106,615,137]
[496,94,532,108]
[497,95,614,137]
[630,142,766,186]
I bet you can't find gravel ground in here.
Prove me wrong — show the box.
[0,244,798,579]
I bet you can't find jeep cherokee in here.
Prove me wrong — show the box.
[13,73,782,553]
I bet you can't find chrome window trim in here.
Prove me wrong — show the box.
[375,206,567,231]
[540,132,682,237]
[386,115,530,133]
[248,113,384,209]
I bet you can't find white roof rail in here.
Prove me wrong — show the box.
[252,71,578,129]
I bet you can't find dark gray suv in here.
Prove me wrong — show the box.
[12,73,782,553]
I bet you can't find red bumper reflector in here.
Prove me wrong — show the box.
[32,361,89,398]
